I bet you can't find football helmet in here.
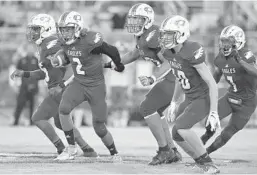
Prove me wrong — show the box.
[57,11,84,45]
[125,3,154,36]
[27,14,56,45]
[219,25,246,56]
[159,15,190,49]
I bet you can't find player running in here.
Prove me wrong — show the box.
[105,3,181,165]
[10,14,97,158]
[159,15,220,173]
[201,25,257,154]
[50,11,125,161]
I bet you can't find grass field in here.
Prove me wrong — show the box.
[0,126,257,174]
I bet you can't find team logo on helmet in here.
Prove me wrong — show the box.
[144,7,152,14]
[73,15,81,22]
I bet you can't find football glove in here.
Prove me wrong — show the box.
[167,101,177,123]
[104,61,125,72]
[206,111,221,132]
[138,76,156,86]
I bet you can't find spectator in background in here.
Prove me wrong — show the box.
[111,7,127,30]
[12,44,39,126]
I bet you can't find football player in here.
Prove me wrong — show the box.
[11,14,97,157]
[201,25,257,154]
[105,3,182,165]
[51,11,124,160]
[159,15,220,173]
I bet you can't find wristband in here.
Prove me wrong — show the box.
[23,71,30,78]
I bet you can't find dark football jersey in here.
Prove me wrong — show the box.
[214,47,257,99]
[38,35,66,88]
[37,35,66,89]
[163,41,209,99]
[61,31,104,86]
[136,25,175,82]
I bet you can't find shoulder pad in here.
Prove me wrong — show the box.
[146,26,160,49]
[181,41,205,65]
[240,48,255,63]
[85,31,103,47]
[41,36,62,57]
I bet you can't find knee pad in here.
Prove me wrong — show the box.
[172,125,184,142]
[220,125,239,143]
[93,120,107,138]
[157,103,169,117]
[59,102,73,116]
[139,100,156,117]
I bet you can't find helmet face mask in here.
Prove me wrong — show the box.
[26,25,42,43]
[58,25,76,44]
[219,36,236,56]
[125,16,146,34]
[125,3,154,36]
[160,31,180,49]
[26,14,56,45]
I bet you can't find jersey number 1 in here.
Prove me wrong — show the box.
[73,58,85,75]
[226,76,238,92]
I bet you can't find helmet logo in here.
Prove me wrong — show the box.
[73,15,81,22]
[144,7,152,14]
[39,16,50,23]
[175,20,185,27]
[235,31,243,38]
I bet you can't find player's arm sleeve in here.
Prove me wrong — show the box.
[239,51,257,77]
[91,41,122,65]
[24,69,45,80]
[194,62,218,112]
[188,44,206,65]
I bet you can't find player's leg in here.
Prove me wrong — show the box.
[54,115,97,157]
[207,97,257,154]
[27,92,36,125]
[31,94,65,154]
[154,80,179,150]
[88,83,119,159]
[172,96,219,173]
[56,81,85,160]
[201,94,232,145]
[139,80,179,165]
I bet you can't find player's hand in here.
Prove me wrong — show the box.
[206,111,221,132]
[10,69,24,80]
[231,49,242,63]
[138,76,155,86]
[48,85,63,96]
[104,61,125,72]
[114,62,125,72]
[167,101,177,123]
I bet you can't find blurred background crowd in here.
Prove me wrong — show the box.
[0,1,257,128]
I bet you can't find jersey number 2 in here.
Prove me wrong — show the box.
[73,58,85,75]
[172,68,191,89]
[226,76,238,92]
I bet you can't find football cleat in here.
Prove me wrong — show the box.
[83,148,98,158]
[109,153,123,162]
[149,150,175,165]
[54,145,77,161]
[166,148,182,163]
[195,155,220,174]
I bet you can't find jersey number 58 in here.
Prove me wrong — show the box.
[171,68,191,89]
